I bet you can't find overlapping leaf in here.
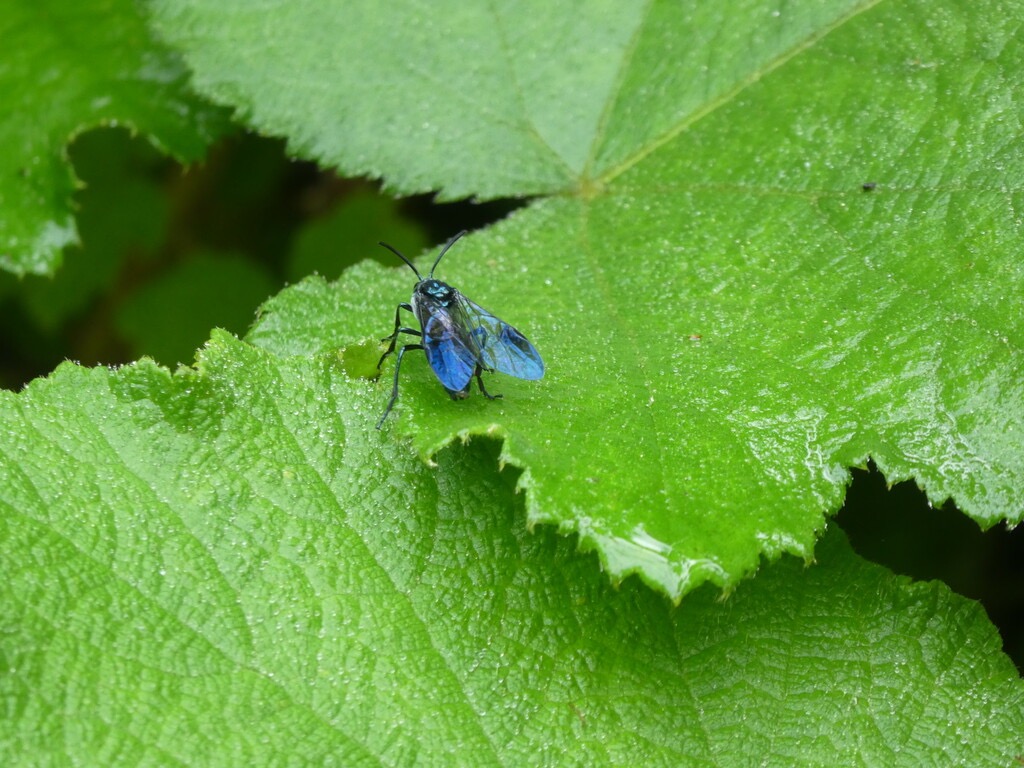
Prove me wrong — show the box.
[1,337,1020,763]
[0,0,230,276]
[152,0,1024,596]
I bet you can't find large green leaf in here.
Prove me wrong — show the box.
[0,0,231,276]
[149,0,1024,596]
[1,336,1021,764]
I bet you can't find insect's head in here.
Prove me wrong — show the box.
[378,230,467,282]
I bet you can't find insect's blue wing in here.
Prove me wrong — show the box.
[420,305,476,392]
[459,298,545,380]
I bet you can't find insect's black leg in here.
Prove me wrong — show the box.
[377,328,420,369]
[376,343,425,429]
[474,365,503,400]
[378,303,420,368]
[381,303,414,343]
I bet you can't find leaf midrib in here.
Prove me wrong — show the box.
[592,0,887,189]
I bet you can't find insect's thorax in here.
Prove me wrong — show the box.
[412,278,457,317]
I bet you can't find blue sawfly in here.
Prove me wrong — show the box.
[375,230,544,429]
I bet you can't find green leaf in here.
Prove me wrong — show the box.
[1,338,1021,764]
[164,0,1024,597]
[0,0,232,277]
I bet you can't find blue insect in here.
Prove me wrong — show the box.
[376,230,544,429]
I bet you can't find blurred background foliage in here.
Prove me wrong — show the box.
[0,128,517,381]
[0,126,1019,669]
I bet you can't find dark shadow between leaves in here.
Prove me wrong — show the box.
[837,460,1024,673]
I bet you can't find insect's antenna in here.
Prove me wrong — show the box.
[429,230,467,277]
[378,242,422,280]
